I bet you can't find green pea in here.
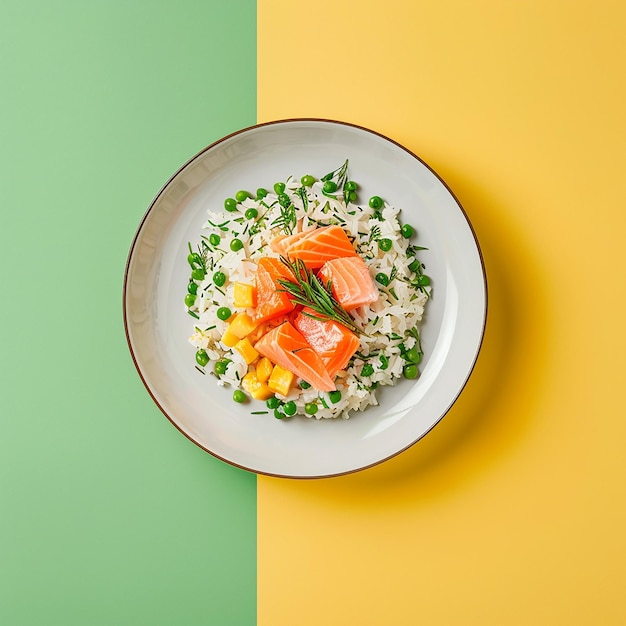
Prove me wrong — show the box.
[304,402,318,415]
[187,252,201,267]
[323,180,337,193]
[214,359,230,375]
[216,307,231,321]
[403,364,419,379]
[195,349,209,367]
[244,208,258,220]
[378,238,393,252]
[274,408,285,419]
[209,233,221,246]
[401,223,414,238]
[224,197,237,212]
[191,268,205,281]
[187,281,198,295]
[379,354,389,370]
[213,271,226,287]
[417,275,431,287]
[283,401,297,416]
[301,174,315,187]
[404,347,422,364]
[274,182,286,194]
[369,195,383,209]
[235,190,250,202]
[361,363,374,377]
[266,396,281,409]
[375,273,389,286]
[345,180,357,191]
[233,389,246,403]
[184,293,196,307]
[256,187,268,199]
[278,193,290,208]
[347,190,357,203]
[299,380,311,389]
[230,238,243,252]
[328,390,342,404]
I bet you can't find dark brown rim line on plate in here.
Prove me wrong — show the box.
[122,118,488,480]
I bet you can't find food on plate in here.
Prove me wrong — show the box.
[318,255,379,311]
[254,321,336,392]
[250,257,295,323]
[293,308,360,380]
[185,160,431,419]
[271,224,357,268]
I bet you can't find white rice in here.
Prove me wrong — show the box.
[187,164,430,419]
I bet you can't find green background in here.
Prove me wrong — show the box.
[0,2,257,624]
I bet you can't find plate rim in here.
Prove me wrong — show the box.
[122,117,488,479]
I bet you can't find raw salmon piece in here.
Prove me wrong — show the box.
[284,225,357,268]
[254,321,336,392]
[318,256,379,311]
[293,308,360,379]
[269,234,287,254]
[251,257,295,324]
[269,229,314,256]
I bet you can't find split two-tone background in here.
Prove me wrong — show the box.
[2,1,625,624]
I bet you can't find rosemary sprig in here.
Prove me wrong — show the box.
[276,257,360,333]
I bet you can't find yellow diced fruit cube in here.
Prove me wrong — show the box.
[233,337,259,365]
[256,357,273,383]
[221,327,239,348]
[233,282,257,308]
[241,372,274,401]
[228,312,258,339]
[267,364,294,396]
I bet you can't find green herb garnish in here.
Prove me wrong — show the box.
[271,199,297,235]
[322,159,349,186]
[276,257,360,333]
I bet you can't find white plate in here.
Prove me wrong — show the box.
[123,119,487,478]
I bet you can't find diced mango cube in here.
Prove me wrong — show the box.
[221,327,239,347]
[233,282,257,308]
[228,312,258,339]
[267,364,294,396]
[241,372,274,401]
[256,357,273,383]
[233,337,259,364]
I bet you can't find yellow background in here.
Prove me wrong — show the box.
[258,1,625,624]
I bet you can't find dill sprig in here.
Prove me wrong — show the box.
[276,257,360,333]
[322,159,349,187]
[296,186,309,212]
[271,199,297,235]
[407,326,424,360]
[368,224,381,243]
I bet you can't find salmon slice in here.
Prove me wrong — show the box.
[269,228,314,256]
[251,257,295,324]
[318,256,379,310]
[254,321,336,392]
[283,225,357,268]
[293,308,360,379]
[269,234,288,255]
